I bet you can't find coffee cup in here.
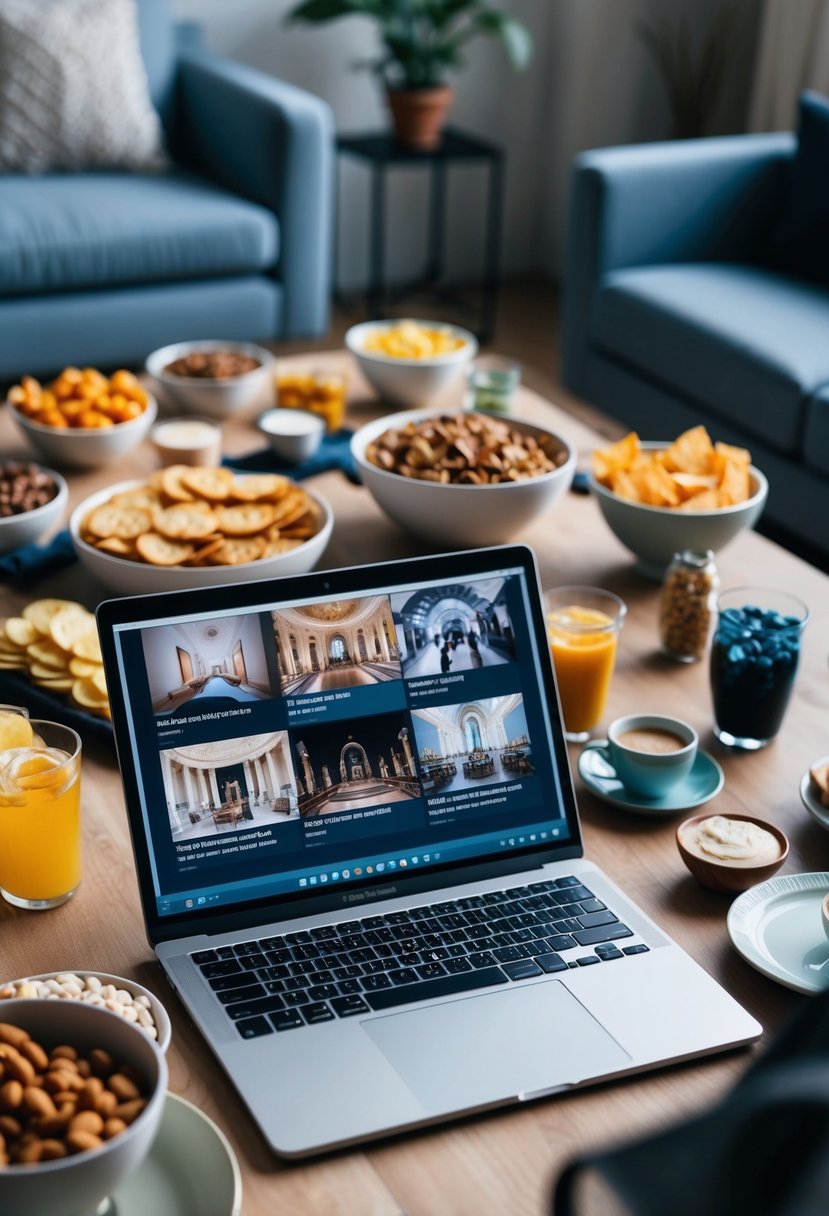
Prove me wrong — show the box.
[606,714,697,799]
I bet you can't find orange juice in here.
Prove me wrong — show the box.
[277,370,346,432]
[0,714,82,909]
[545,595,625,740]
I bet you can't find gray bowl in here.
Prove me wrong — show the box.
[588,441,768,578]
[0,999,168,1216]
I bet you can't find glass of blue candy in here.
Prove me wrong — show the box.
[710,588,809,749]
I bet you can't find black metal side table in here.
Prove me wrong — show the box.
[335,127,505,343]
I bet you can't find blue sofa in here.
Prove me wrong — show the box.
[562,132,829,566]
[0,0,333,380]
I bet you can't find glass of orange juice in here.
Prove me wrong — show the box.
[544,587,627,743]
[0,707,82,910]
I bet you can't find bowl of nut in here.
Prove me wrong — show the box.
[589,428,768,578]
[146,339,275,418]
[0,998,167,1216]
[1,972,171,1053]
[345,319,476,407]
[69,467,333,595]
[0,462,68,554]
[7,367,157,469]
[352,408,576,546]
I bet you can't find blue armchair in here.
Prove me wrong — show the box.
[0,0,333,379]
[562,132,829,563]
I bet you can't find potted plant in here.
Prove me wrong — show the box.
[285,0,533,150]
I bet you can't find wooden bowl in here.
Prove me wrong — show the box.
[676,812,789,893]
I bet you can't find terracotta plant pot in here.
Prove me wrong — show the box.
[387,85,454,151]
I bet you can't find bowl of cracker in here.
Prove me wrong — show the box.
[351,408,575,546]
[69,467,333,595]
[588,427,768,578]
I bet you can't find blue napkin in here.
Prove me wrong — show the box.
[0,529,77,580]
[0,671,113,743]
[223,428,360,484]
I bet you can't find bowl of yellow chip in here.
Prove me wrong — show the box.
[588,429,768,578]
[69,472,333,596]
[345,319,476,408]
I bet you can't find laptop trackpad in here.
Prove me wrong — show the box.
[363,980,630,1110]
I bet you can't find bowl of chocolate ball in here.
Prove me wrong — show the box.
[0,461,67,553]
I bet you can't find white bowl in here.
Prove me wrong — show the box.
[345,320,477,408]
[146,340,275,418]
[9,396,157,470]
[70,478,333,595]
[0,998,167,1216]
[258,407,325,463]
[2,970,172,1053]
[351,407,576,547]
[588,441,768,578]
[0,466,67,554]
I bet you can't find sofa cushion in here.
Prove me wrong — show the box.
[0,0,166,173]
[769,90,829,286]
[802,385,829,474]
[0,171,279,296]
[593,263,829,455]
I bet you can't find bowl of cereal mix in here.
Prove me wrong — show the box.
[352,408,575,546]
[69,467,333,595]
[145,339,275,418]
[345,319,476,407]
[0,997,167,1216]
[7,367,156,469]
[0,462,67,553]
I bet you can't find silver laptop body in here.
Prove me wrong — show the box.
[98,544,760,1158]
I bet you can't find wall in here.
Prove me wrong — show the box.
[172,0,761,285]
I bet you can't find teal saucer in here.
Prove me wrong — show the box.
[578,741,724,816]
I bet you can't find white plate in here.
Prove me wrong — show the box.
[727,872,829,994]
[800,758,829,832]
[578,741,724,815]
[110,1093,242,1215]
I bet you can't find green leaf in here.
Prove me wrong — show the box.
[285,0,365,24]
[471,10,533,69]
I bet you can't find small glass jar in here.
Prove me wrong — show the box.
[659,549,719,662]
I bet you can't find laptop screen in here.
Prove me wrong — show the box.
[101,546,580,926]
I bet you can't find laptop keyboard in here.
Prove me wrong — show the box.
[190,875,650,1040]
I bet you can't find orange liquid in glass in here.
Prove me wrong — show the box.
[0,749,81,902]
[547,606,618,734]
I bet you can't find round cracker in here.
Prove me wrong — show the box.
[136,533,195,567]
[180,467,234,502]
[72,630,103,663]
[4,617,38,647]
[86,504,151,540]
[22,599,79,635]
[110,486,163,512]
[160,465,196,504]
[50,606,95,652]
[153,503,217,541]
[95,537,134,556]
[230,474,291,502]
[72,677,109,708]
[27,640,70,668]
[207,536,266,565]
[69,656,102,678]
[214,503,275,536]
[34,674,75,692]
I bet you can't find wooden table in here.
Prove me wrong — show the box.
[2,360,828,1215]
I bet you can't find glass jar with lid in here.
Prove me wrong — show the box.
[659,549,719,662]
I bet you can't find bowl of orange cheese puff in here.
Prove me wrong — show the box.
[7,367,156,469]
[588,426,768,577]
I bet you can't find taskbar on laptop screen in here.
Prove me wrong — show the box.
[110,562,574,920]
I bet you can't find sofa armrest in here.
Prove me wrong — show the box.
[177,49,334,338]
[562,133,795,393]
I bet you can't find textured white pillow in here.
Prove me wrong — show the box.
[0,0,165,173]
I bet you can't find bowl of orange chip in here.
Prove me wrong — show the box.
[69,467,333,595]
[7,368,157,469]
[589,427,768,578]
[345,319,476,407]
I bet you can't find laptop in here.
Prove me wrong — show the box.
[97,543,760,1157]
